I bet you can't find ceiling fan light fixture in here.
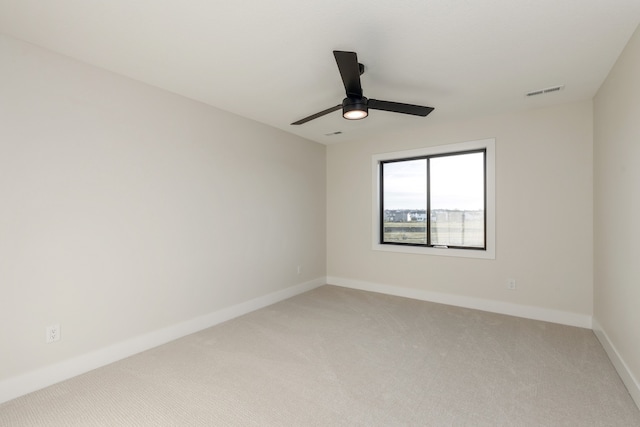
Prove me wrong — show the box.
[342,97,368,120]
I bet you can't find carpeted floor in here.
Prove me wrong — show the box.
[1,285,639,426]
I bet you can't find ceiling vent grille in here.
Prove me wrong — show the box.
[526,85,565,97]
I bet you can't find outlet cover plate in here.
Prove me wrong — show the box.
[46,324,60,343]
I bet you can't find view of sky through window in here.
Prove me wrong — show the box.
[382,159,427,210]
[383,152,484,211]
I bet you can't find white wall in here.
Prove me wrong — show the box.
[0,35,326,384]
[6,22,638,406]
[593,24,640,405]
[327,101,593,324]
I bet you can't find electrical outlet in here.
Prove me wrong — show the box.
[296,265,302,275]
[46,324,60,343]
[507,279,517,290]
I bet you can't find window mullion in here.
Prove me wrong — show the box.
[483,151,487,250]
[379,162,385,244]
[426,157,431,247]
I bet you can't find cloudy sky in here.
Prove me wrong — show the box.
[382,152,484,211]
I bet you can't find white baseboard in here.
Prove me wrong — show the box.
[0,277,326,405]
[592,318,640,409]
[327,276,592,329]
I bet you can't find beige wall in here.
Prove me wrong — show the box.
[594,24,640,398]
[0,35,326,380]
[327,101,593,317]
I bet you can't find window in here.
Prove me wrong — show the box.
[381,150,485,248]
[372,139,495,259]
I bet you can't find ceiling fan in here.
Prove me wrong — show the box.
[291,50,434,125]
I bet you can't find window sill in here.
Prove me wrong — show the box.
[372,242,495,259]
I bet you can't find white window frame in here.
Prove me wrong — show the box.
[372,138,496,259]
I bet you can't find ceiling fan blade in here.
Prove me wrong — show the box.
[291,104,341,125]
[333,51,363,98]
[368,99,434,117]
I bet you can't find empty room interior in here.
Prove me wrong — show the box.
[1,1,640,425]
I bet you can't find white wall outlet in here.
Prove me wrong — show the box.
[507,279,517,290]
[46,324,61,343]
[296,265,302,275]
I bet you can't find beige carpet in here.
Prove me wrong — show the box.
[1,285,639,426]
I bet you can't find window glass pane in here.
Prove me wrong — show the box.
[430,152,484,247]
[382,159,427,244]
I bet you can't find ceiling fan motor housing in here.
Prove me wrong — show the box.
[342,96,368,120]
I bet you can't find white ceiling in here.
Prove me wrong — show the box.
[1,0,639,144]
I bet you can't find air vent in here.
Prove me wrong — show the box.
[526,85,565,97]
